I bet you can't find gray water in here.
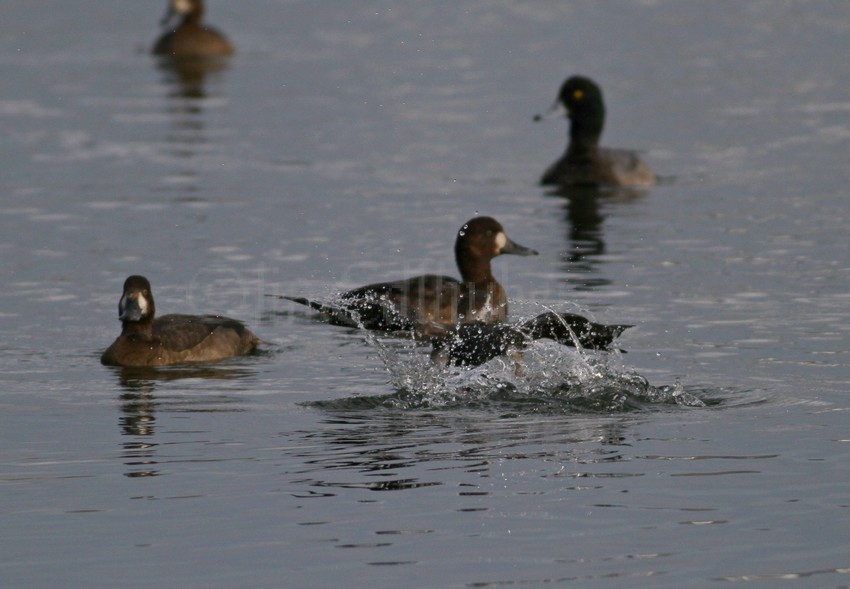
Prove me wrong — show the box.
[2,1,849,588]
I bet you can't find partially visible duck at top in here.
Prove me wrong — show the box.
[536,75,655,188]
[285,216,538,335]
[102,275,260,367]
[152,0,234,58]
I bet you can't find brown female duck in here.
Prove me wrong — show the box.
[152,0,234,57]
[102,275,260,367]
[286,216,538,334]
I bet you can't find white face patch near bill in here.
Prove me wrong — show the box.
[495,232,507,252]
[173,0,193,15]
[119,291,150,320]
[136,293,150,316]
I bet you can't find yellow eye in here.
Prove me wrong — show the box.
[573,89,584,100]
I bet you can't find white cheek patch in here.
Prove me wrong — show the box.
[495,232,507,252]
[174,0,192,14]
[136,293,150,315]
[121,292,150,318]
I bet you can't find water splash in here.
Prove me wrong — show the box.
[342,331,707,413]
[294,299,709,413]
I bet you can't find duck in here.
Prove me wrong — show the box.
[536,75,655,187]
[285,216,538,334]
[101,275,260,367]
[152,0,234,58]
[430,311,631,367]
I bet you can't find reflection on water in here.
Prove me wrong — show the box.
[155,56,230,100]
[111,365,252,478]
[280,409,639,497]
[547,185,647,291]
[155,56,231,198]
[113,364,256,391]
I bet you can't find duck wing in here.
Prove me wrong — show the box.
[430,321,530,367]
[281,296,367,328]
[599,147,655,186]
[283,292,416,331]
[343,275,463,330]
[153,314,259,361]
[521,311,630,350]
[285,275,462,332]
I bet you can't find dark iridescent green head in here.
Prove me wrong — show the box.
[558,75,606,141]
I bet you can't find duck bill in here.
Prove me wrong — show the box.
[118,295,144,322]
[532,99,566,122]
[501,238,538,257]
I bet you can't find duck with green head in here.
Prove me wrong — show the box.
[537,76,655,188]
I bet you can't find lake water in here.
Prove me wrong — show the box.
[1,1,849,588]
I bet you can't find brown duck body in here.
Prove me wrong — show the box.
[339,270,509,333]
[152,0,234,57]
[102,276,259,367]
[541,145,655,187]
[102,314,259,367]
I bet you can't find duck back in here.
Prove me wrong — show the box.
[102,314,259,367]
[341,275,463,332]
[153,26,233,57]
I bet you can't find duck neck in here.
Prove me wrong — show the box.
[568,124,601,157]
[121,318,154,340]
[459,258,507,322]
[184,3,204,26]
[457,254,494,287]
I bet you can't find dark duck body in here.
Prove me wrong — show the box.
[431,311,631,367]
[286,217,538,334]
[101,275,260,367]
[537,76,654,187]
[152,0,234,58]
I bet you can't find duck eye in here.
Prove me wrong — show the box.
[573,89,584,100]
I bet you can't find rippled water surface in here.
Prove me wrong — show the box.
[2,2,849,588]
